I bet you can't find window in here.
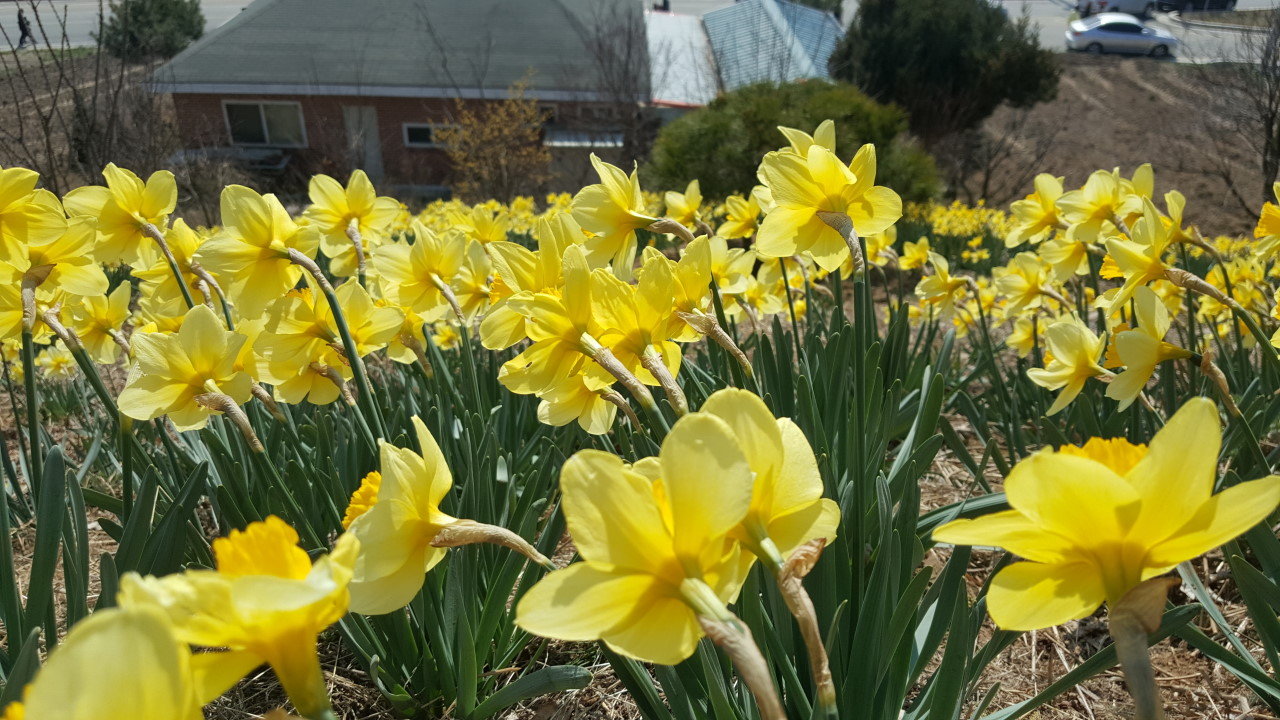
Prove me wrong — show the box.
[223,101,306,147]
[1102,22,1142,33]
[403,123,456,149]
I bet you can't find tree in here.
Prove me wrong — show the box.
[829,0,1058,149]
[97,0,204,62]
[435,81,552,203]
[645,80,937,202]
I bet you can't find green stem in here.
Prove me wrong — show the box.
[1110,614,1166,720]
[20,329,41,497]
[289,249,386,440]
[141,222,196,311]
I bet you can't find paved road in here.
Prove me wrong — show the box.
[0,0,246,48]
[673,0,1276,63]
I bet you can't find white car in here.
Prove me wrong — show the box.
[1077,0,1158,17]
[1065,13,1180,56]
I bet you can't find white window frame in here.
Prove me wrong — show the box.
[221,100,308,148]
[402,122,457,149]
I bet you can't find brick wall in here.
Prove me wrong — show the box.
[171,93,630,190]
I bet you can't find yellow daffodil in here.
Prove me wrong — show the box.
[516,413,754,665]
[899,237,930,270]
[664,179,703,229]
[132,219,211,312]
[1253,181,1280,260]
[1027,317,1109,416]
[1099,198,1173,316]
[993,252,1059,316]
[1057,169,1123,244]
[915,253,970,324]
[63,163,176,265]
[571,154,657,273]
[1005,316,1037,358]
[371,222,467,321]
[536,367,618,434]
[699,389,838,565]
[756,142,902,272]
[1107,287,1192,410]
[35,341,76,379]
[480,213,578,350]
[2,216,108,300]
[196,185,320,317]
[933,398,1280,631]
[777,119,836,156]
[119,516,359,719]
[9,606,219,720]
[117,304,253,431]
[305,170,400,277]
[1037,234,1093,282]
[451,204,511,245]
[343,416,462,614]
[717,186,767,239]
[592,255,681,388]
[1007,174,1064,247]
[0,166,65,262]
[68,282,132,364]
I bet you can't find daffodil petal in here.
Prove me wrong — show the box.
[987,561,1105,631]
[1146,475,1280,568]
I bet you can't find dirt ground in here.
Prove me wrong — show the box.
[965,52,1263,237]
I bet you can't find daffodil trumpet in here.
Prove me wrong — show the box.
[141,221,198,311]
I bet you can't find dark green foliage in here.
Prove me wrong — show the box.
[645,80,938,201]
[830,0,1058,147]
[97,0,204,61]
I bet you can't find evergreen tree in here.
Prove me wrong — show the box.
[97,0,204,62]
[829,0,1058,148]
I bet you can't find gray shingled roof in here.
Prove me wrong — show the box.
[703,0,842,91]
[152,0,638,99]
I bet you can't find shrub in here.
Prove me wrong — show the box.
[97,0,204,62]
[644,80,938,201]
[830,0,1058,148]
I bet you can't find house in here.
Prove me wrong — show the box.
[702,0,842,91]
[644,0,843,124]
[151,0,645,192]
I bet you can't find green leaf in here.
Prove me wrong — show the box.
[469,666,592,719]
[0,629,41,707]
[23,448,66,640]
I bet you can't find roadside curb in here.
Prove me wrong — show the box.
[1165,10,1267,32]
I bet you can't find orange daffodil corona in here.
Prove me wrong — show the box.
[933,398,1280,631]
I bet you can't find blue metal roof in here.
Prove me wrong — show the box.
[703,0,843,91]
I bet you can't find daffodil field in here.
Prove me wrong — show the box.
[3,118,1280,720]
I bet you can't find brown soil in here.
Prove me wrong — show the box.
[967,53,1262,237]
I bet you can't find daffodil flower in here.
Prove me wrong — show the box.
[570,154,657,273]
[932,398,1280,631]
[371,222,468,322]
[516,413,755,665]
[717,186,766,239]
[1099,198,1173,316]
[119,516,360,719]
[1026,317,1110,416]
[68,282,132,364]
[4,606,230,720]
[1106,287,1192,410]
[756,141,901,272]
[1253,181,1280,260]
[664,179,703,229]
[35,341,77,379]
[915,253,970,324]
[898,236,931,270]
[1056,169,1123,245]
[304,170,400,278]
[343,416,549,613]
[63,163,177,266]
[0,166,66,262]
[117,304,253,431]
[2,216,109,301]
[535,366,619,434]
[592,255,683,403]
[1007,174,1064,247]
[196,185,321,317]
[479,213,577,350]
[993,252,1062,316]
[132,219,213,313]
